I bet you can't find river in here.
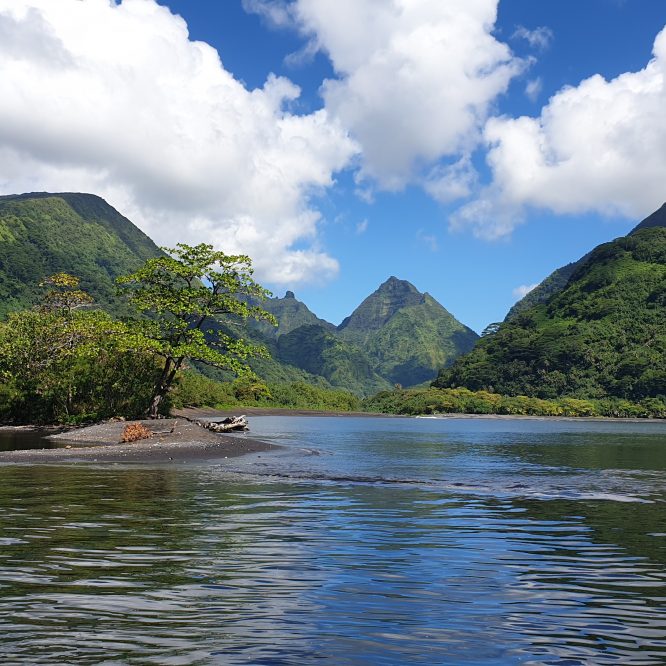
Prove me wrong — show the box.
[1,416,665,664]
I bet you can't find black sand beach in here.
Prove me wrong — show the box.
[0,418,277,464]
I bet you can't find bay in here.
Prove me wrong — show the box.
[1,415,665,664]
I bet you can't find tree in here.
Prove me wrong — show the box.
[0,274,156,423]
[117,243,276,418]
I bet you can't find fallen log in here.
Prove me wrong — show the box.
[196,415,249,432]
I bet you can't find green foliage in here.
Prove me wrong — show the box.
[338,277,478,387]
[0,193,162,318]
[276,324,391,396]
[169,371,237,409]
[118,243,276,417]
[0,277,159,423]
[363,387,665,419]
[435,228,666,402]
[170,371,360,412]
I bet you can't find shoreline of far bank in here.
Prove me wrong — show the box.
[0,419,278,465]
[174,407,665,424]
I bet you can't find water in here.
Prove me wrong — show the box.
[0,429,65,452]
[1,416,665,664]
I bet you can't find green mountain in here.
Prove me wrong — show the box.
[338,277,479,386]
[250,290,336,339]
[0,192,162,317]
[435,208,666,401]
[276,324,391,396]
[506,203,666,320]
[0,192,478,396]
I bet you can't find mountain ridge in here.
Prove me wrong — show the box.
[0,192,477,395]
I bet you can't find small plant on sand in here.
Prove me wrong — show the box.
[121,423,153,443]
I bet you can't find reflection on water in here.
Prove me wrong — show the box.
[0,416,665,664]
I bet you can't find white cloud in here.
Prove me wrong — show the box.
[511,25,553,51]
[0,0,358,285]
[254,0,524,193]
[454,25,666,238]
[424,156,478,204]
[512,283,539,300]
[525,77,543,102]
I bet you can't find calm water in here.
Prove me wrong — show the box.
[1,416,666,664]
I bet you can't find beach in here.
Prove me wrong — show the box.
[0,418,277,464]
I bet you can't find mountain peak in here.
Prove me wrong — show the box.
[338,277,425,334]
[377,276,419,293]
[284,290,296,299]
[630,202,666,234]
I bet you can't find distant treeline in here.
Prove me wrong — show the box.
[362,387,666,419]
[172,372,360,413]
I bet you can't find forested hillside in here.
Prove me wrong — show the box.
[435,226,666,402]
[0,193,162,317]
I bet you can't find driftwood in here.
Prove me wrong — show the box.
[197,415,249,433]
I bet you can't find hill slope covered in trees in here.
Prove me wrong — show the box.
[435,217,666,402]
[0,192,162,317]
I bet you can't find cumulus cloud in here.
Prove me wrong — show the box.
[512,283,539,300]
[454,25,666,238]
[247,0,524,193]
[0,0,358,285]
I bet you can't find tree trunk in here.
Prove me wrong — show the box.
[146,357,182,419]
[147,392,163,419]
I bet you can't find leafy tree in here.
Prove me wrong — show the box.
[117,243,276,418]
[0,274,157,423]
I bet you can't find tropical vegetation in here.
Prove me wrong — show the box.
[434,227,666,404]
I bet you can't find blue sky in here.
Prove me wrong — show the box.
[1,0,666,332]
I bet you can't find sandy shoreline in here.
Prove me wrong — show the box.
[0,419,277,465]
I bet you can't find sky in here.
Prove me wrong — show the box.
[1,0,666,332]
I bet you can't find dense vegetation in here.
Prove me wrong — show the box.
[0,275,160,423]
[171,372,360,412]
[506,203,666,321]
[435,227,666,402]
[337,277,479,386]
[0,193,162,317]
[364,387,666,419]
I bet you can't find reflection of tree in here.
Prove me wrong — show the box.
[511,496,666,566]
[491,431,666,472]
[0,466,240,592]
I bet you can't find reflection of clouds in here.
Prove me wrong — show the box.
[1,419,666,663]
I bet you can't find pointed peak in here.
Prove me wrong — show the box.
[377,276,420,293]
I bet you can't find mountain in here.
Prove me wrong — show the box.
[434,210,666,401]
[338,277,479,386]
[250,290,336,339]
[629,201,666,233]
[276,324,391,396]
[0,192,477,396]
[506,203,666,320]
[0,192,162,317]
